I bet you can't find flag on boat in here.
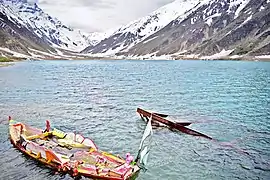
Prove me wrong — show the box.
[136,114,153,169]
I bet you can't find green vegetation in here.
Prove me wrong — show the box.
[233,42,256,55]
[0,57,13,62]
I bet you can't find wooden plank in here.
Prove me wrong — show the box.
[137,108,212,140]
[137,108,191,127]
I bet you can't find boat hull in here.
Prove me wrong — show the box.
[137,108,212,139]
[9,120,140,180]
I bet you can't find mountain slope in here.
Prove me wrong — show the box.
[125,0,270,58]
[1,0,268,59]
[0,0,107,53]
[82,0,203,55]
[0,4,54,56]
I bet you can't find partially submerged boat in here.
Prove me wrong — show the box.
[9,116,152,179]
[137,108,212,140]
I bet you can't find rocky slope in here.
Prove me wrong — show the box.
[1,0,269,59]
[82,0,202,55]
[0,0,107,56]
[124,0,270,59]
[0,4,53,56]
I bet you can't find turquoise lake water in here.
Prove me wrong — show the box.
[0,60,269,180]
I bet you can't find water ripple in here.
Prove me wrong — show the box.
[0,60,269,180]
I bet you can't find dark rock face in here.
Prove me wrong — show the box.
[124,0,270,57]
[0,11,54,55]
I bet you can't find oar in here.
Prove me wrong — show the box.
[152,111,192,126]
[144,116,191,127]
[138,108,192,127]
[154,112,221,125]
[152,112,168,118]
[172,122,212,139]
[175,122,192,126]
[153,113,192,126]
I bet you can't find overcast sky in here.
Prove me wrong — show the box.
[35,0,175,33]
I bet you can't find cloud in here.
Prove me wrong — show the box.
[37,0,175,33]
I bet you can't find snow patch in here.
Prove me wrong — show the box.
[227,0,251,19]
[201,49,234,59]
[28,48,58,57]
[240,15,252,26]
[259,6,265,11]
[54,48,63,56]
[255,55,270,59]
[205,13,222,26]
[230,55,242,59]
[206,18,213,26]
[0,47,29,58]
[143,36,158,44]
[184,54,200,59]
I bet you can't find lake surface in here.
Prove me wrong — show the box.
[0,60,269,180]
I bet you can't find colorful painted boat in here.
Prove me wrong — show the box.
[9,117,144,180]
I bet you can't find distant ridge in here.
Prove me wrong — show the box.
[83,0,270,60]
[0,0,269,60]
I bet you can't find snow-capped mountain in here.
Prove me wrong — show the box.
[115,0,202,38]
[0,0,106,52]
[1,0,269,59]
[82,0,203,55]
[0,2,52,56]
[125,0,270,58]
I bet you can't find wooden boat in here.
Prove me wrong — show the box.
[9,117,142,180]
[137,108,212,140]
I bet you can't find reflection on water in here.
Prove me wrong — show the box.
[0,60,269,180]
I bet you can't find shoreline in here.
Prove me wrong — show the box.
[173,57,270,62]
[0,57,27,67]
[1,55,270,65]
[0,63,14,67]
[39,55,270,61]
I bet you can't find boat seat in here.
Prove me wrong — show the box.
[52,128,66,139]
[108,170,123,178]
[26,131,52,141]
